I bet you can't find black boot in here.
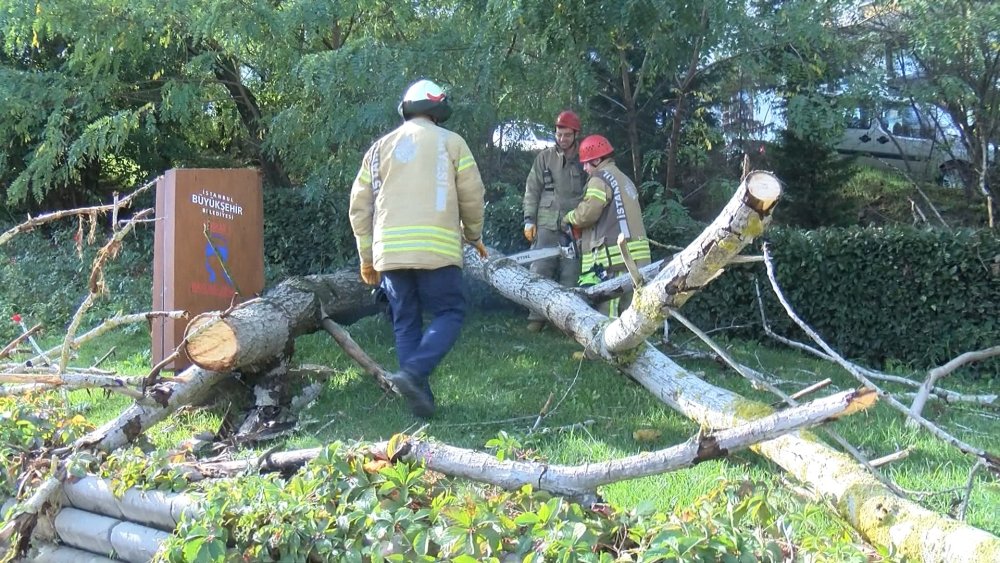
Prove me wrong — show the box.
[387,371,435,418]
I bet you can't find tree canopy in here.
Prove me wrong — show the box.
[1,1,997,219]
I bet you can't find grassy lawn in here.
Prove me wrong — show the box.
[65,304,999,552]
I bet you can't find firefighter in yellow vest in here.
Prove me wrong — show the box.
[562,134,651,317]
[349,79,487,418]
[521,110,586,332]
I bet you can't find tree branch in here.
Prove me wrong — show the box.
[762,245,1000,474]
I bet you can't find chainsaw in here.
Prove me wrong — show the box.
[503,224,579,266]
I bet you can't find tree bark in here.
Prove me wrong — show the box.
[177,388,873,498]
[184,271,376,372]
[462,181,999,561]
[601,171,779,353]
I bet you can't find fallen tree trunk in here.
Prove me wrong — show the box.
[600,171,780,353]
[183,271,375,371]
[465,256,1000,561]
[77,368,229,453]
[67,272,379,451]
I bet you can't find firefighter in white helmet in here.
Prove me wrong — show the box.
[349,79,488,418]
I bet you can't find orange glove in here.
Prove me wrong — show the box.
[523,222,536,243]
[470,239,488,259]
[360,263,380,286]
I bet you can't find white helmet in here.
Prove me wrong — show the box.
[397,79,452,123]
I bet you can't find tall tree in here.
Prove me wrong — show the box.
[874,0,1000,222]
[0,0,507,208]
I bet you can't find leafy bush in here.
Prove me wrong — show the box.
[683,226,1000,375]
[262,184,358,283]
[643,187,707,248]
[482,183,529,256]
[157,441,877,562]
[0,394,94,497]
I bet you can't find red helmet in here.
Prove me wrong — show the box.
[579,135,613,163]
[555,110,581,131]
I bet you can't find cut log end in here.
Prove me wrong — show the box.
[184,316,238,371]
[833,387,879,419]
[744,171,782,213]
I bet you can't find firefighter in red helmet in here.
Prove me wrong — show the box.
[521,110,586,332]
[563,134,651,319]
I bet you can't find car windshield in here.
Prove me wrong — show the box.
[880,103,934,138]
[846,102,936,139]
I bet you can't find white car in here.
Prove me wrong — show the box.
[491,121,555,152]
[835,104,975,187]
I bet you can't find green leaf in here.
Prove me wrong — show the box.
[182,537,205,562]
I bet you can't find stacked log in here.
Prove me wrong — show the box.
[5,477,197,562]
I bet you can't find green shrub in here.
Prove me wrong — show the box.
[769,130,859,228]
[683,226,999,375]
[482,182,529,256]
[643,189,707,248]
[1,394,95,497]
[157,441,875,562]
[263,184,357,283]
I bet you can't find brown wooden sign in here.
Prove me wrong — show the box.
[152,168,264,371]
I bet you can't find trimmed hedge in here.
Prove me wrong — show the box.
[683,227,999,373]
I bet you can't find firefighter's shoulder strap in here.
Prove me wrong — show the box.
[597,169,631,240]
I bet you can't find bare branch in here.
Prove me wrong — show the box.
[0,371,142,397]
[762,245,1000,474]
[870,447,914,469]
[184,389,876,499]
[31,311,187,365]
[909,346,1000,423]
[668,308,907,497]
[58,208,154,372]
[317,308,392,392]
[0,178,157,247]
[1,324,42,361]
[958,460,987,521]
[378,388,875,500]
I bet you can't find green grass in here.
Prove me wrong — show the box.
[843,164,991,226]
[55,306,999,554]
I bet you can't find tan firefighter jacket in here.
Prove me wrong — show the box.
[563,159,651,274]
[523,146,586,231]
[349,117,485,271]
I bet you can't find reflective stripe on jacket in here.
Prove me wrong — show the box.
[523,146,585,231]
[349,117,485,271]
